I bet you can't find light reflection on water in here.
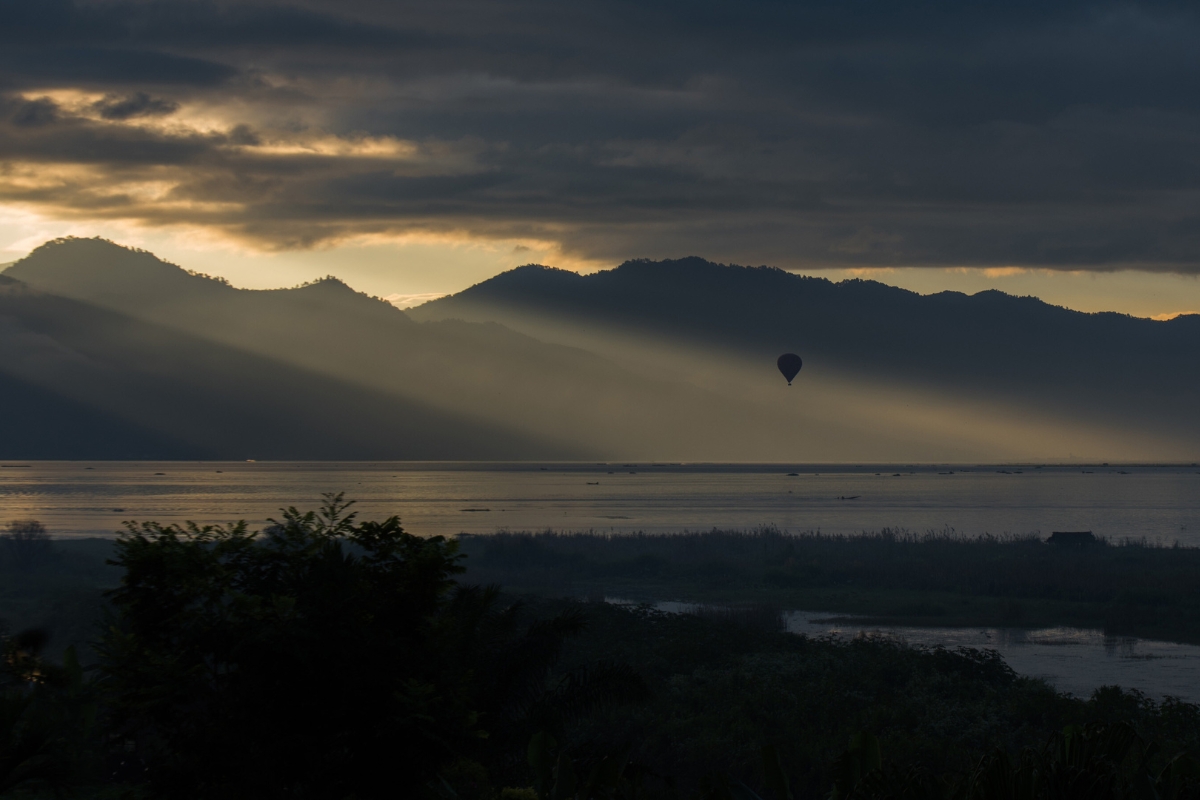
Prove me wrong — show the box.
[1,461,1198,543]
[785,612,1200,702]
[615,599,1200,702]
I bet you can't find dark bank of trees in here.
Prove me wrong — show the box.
[459,529,1200,642]
[4,505,1200,798]
[2,497,647,799]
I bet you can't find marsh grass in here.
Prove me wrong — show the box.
[460,528,1200,642]
[531,595,1200,799]
[0,538,120,660]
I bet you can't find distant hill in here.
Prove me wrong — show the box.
[0,272,552,459]
[0,240,752,460]
[6,242,1197,461]
[412,258,1200,461]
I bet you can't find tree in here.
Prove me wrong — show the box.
[98,494,481,799]
[1,628,99,796]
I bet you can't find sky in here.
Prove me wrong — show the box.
[3,0,1200,316]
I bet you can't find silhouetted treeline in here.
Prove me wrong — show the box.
[6,511,1200,798]
[460,529,1200,641]
[535,597,1200,799]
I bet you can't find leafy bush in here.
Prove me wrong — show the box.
[96,495,645,799]
[98,494,491,798]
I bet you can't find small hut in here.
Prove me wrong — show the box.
[1047,531,1096,547]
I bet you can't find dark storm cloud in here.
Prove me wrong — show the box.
[4,0,1200,270]
[93,93,179,120]
[0,47,237,88]
[5,96,60,127]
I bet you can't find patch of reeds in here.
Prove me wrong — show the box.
[685,602,786,632]
[458,526,1200,612]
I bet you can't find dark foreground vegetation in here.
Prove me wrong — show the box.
[459,529,1200,644]
[4,507,1200,798]
[0,522,118,663]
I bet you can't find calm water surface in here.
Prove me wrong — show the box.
[1,461,1198,541]
[787,613,1200,703]
[620,601,1200,702]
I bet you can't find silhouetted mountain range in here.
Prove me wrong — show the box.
[415,258,1200,396]
[412,258,1200,460]
[0,271,548,459]
[3,242,1198,461]
[0,239,747,460]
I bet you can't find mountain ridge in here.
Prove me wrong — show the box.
[413,256,1200,370]
[5,241,1198,461]
[5,238,419,330]
[0,274,561,459]
[412,256,1200,458]
[432,256,1196,329]
[1,239,772,460]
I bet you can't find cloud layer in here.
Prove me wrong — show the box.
[3,0,1200,271]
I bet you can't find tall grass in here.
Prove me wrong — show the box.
[458,528,1200,638]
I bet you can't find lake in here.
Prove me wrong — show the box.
[1,461,1198,542]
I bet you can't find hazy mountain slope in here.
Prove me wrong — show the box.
[413,258,1200,393]
[3,240,764,460]
[0,370,199,460]
[411,258,1200,460]
[0,274,566,460]
[11,241,1196,461]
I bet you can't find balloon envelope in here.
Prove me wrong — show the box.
[777,353,803,385]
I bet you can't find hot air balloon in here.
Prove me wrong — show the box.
[777,353,803,385]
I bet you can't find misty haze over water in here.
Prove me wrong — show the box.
[3,461,1197,542]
